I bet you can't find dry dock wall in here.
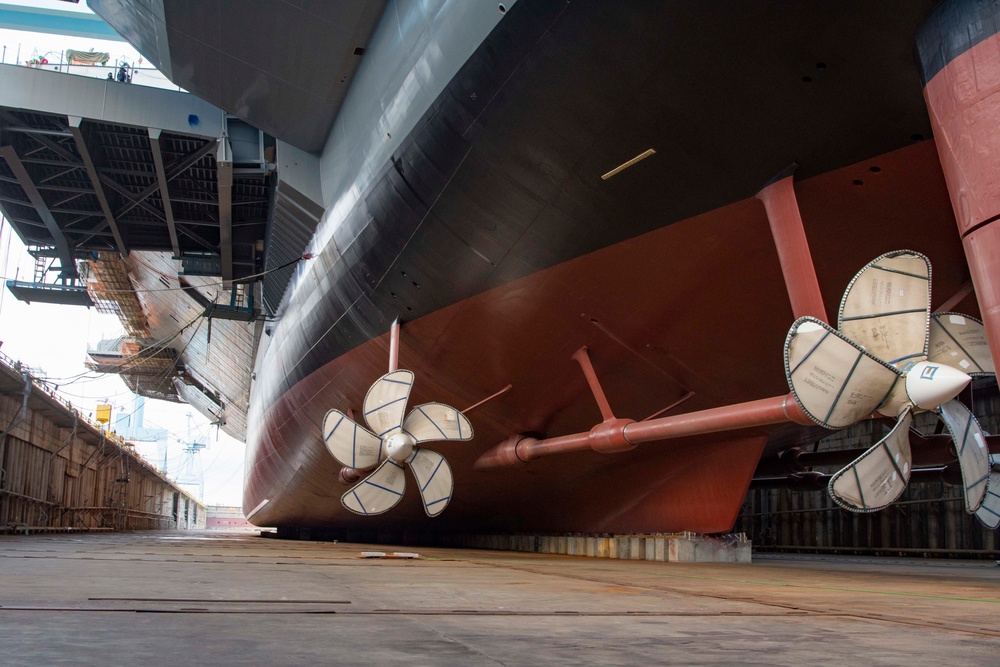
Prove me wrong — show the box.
[442,533,751,563]
[0,352,204,533]
[738,482,998,555]
[738,390,1000,555]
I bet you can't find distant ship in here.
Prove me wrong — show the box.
[64,0,1000,536]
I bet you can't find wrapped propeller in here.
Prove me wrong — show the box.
[783,250,996,527]
[321,370,473,517]
[978,455,1000,530]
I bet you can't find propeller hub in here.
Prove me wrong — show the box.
[905,361,971,410]
[385,432,415,462]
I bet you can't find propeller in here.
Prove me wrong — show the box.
[321,369,474,517]
[977,454,1000,530]
[784,250,996,527]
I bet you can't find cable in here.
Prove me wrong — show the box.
[113,314,206,412]
[87,311,204,377]
[225,253,314,283]
[30,308,204,417]
[32,369,104,383]
[50,385,132,401]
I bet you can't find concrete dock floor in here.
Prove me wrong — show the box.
[1,531,998,665]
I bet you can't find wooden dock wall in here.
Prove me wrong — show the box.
[737,386,1000,555]
[0,352,204,533]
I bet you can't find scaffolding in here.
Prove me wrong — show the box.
[84,252,151,338]
[85,338,180,402]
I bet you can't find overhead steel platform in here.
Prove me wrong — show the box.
[0,63,325,437]
[0,64,272,298]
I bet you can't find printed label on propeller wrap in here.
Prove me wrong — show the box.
[802,365,835,393]
[867,277,894,308]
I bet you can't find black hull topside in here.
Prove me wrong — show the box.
[252,0,940,409]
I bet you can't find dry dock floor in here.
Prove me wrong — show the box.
[0,531,998,665]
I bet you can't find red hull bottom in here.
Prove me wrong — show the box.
[245,140,970,535]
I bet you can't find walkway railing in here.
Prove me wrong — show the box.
[0,44,182,91]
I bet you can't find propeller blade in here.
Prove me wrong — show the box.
[402,403,474,443]
[785,317,902,428]
[928,312,996,376]
[406,446,454,517]
[363,369,414,437]
[322,409,383,469]
[974,459,1000,529]
[938,399,990,513]
[341,459,407,516]
[838,250,930,370]
[829,407,913,511]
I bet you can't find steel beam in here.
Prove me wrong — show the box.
[572,346,616,421]
[756,171,827,323]
[0,112,79,165]
[5,217,47,229]
[177,276,214,309]
[50,191,89,209]
[176,225,220,254]
[39,166,80,184]
[0,145,77,277]
[171,196,220,205]
[35,184,95,194]
[937,282,975,313]
[20,157,83,168]
[98,174,165,221]
[147,128,180,258]
[217,137,233,284]
[67,116,128,256]
[72,229,116,239]
[110,139,218,220]
[50,207,103,216]
[130,140,217,213]
[173,218,223,227]
[0,125,72,138]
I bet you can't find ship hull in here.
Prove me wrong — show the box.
[243,1,977,533]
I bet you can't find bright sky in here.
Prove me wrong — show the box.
[0,1,244,506]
